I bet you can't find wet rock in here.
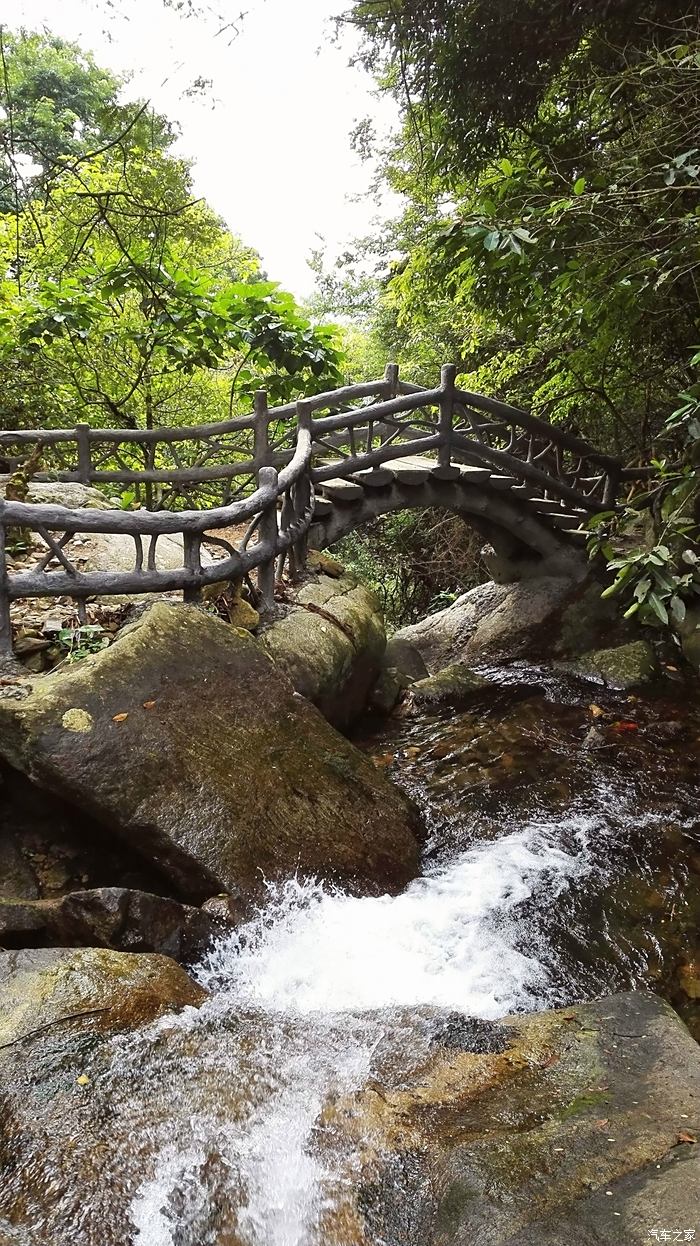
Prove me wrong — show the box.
[383,636,430,683]
[410,663,492,707]
[564,639,659,690]
[390,576,580,673]
[262,571,387,728]
[339,992,700,1246]
[678,960,700,1001]
[0,602,420,903]
[0,945,205,1049]
[0,888,226,961]
[369,667,409,714]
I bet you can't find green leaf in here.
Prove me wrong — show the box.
[648,591,669,624]
[483,230,501,251]
[573,177,586,195]
[670,595,687,624]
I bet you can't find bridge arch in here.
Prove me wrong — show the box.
[308,469,589,583]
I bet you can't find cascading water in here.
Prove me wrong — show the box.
[116,807,597,1246]
[5,674,699,1246]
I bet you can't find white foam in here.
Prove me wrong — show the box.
[128,816,596,1246]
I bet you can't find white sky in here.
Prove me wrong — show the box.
[4,0,399,297]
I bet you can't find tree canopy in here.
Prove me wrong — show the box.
[0,30,342,441]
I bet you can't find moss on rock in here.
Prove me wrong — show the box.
[262,571,387,727]
[0,602,420,903]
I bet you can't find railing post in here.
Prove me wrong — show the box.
[439,363,457,469]
[0,502,13,656]
[384,362,399,399]
[253,390,270,467]
[256,465,279,610]
[182,530,203,604]
[294,400,313,571]
[76,424,92,484]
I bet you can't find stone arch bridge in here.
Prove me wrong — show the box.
[0,364,631,656]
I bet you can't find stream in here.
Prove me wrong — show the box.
[7,666,700,1245]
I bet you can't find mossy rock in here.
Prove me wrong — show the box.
[410,663,492,707]
[262,572,387,728]
[338,992,700,1245]
[565,639,659,690]
[0,945,205,1048]
[0,602,420,903]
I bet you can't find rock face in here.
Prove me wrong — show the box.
[262,570,387,727]
[336,992,700,1245]
[0,887,225,961]
[389,577,579,674]
[0,602,420,903]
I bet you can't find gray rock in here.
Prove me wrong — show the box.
[0,479,113,509]
[391,576,579,673]
[383,635,430,682]
[0,602,421,904]
[0,887,227,961]
[564,639,659,689]
[410,663,492,707]
[262,571,386,727]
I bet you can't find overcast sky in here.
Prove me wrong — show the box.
[6,0,398,297]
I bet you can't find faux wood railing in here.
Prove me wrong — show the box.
[0,364,622,655]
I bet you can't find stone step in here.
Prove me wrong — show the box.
[486,474,518,491]
[312,497,333,518]
[319,478,364,503]
[351,468,394,489]
[392,465,431,485]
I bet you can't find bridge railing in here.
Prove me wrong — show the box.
[0,364,621,656]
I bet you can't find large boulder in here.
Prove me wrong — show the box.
[0,602,420,903]
[329,991,700,1244]
[262,569,386,727]
[389,577,578,674]
[0,478,113,509]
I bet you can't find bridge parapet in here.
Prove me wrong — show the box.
[0,365,621,655]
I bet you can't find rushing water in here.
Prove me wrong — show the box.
[4,666,700,1245]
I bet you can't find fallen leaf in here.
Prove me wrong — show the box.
[76,1074,90,1086]
[677,1130,697,1144]
[112,713,128,723]
[595,1119,610,1129]
[589,704,605,718]
[371,754,395,769]
[612,721,638,732]
[142,701,156,710]
[665,664,678,672]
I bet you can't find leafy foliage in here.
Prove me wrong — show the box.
[0,32,343,452]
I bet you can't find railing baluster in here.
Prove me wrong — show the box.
[439,364,457,469]
[256,465,279,611]
[76,424,92,485]
[0,503,13,656]
[183,531,203,604]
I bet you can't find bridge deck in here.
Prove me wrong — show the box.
[316,455,588,542]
